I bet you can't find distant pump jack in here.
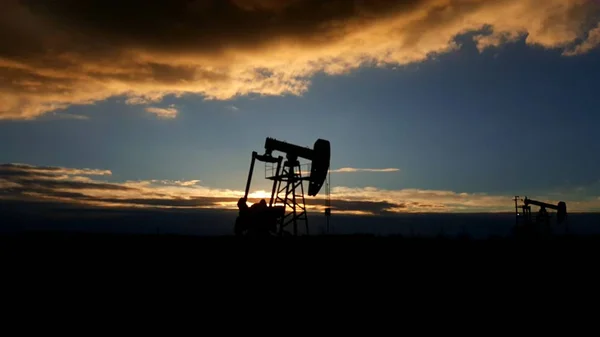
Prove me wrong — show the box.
[513,196,568,236]
[234,137,331,237]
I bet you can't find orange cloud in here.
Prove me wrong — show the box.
[564,22,600,56]
[0,0,598,119]
[2,163,600,214]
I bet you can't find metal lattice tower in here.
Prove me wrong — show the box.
[271,160,309,236]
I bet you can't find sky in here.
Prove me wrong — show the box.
[1,0,600,215]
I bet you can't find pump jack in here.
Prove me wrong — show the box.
[514,196,568,236]
[234,137,330,237]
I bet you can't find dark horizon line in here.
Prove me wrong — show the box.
[2,199,597,216]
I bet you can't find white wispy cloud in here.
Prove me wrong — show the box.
[51,112,90,120]
[150,179,202,187]
[145,105,178,119]
[331,168,400,173]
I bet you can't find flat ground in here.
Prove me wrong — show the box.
[3,230,600,259]
[2,231,598,298]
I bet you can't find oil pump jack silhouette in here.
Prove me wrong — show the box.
[234,137,330,237]
[513,196,568,236]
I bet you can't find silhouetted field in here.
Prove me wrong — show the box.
[3,230,598,293]
[3,201,600,278]
[4,200,600,237]
[3,230,600,259]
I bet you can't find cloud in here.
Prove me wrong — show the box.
[0,0,599,119]
[329,186,506,213]
[0,179,21,189]
[0,163,111,176]
[331,168,400,173]
[473,30,523,52]
[145,105,178,119]
[2,163,600,214]
[171,180,201,187]
[47,112,90,120]
[564,22,600,56]
[151,179,202,187]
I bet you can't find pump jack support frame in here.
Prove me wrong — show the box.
[243,151,309,236]
[271,160,309,236]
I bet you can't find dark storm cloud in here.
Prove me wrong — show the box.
[21,0,424,52]
[0,168,64,179]
[306,198,402,214]
[91,197,231,208]
[1,0,598,119]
